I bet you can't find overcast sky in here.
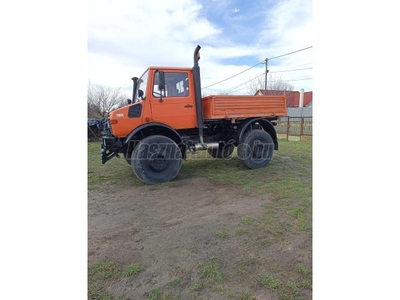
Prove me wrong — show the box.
[88,0,312,96]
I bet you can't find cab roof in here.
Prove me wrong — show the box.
[148,66,193,72]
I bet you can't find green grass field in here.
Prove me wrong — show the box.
[89,139,311,195]
[88,139,312,300]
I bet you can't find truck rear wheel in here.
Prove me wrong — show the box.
[237,130,274,169]
[207,143,234,159]
[131,135,182,184]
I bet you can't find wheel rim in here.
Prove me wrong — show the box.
[148,151,170,172]
[252,139,270,160]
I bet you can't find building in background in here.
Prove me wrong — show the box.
[255,89,312,117]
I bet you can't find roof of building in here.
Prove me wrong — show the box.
[255,90,312,107]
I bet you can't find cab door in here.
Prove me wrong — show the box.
[150,70,197,129]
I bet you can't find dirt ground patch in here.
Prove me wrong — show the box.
[88,176,311,300]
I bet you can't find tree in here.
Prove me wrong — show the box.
[247,74,294,95]
[87,83,129,118]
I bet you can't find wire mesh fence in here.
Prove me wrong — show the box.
[276,116,312,141]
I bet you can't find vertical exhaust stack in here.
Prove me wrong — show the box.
[131,77,139,103]
[299,88,304,108]
[190,45,218,151]
[192,45,206,146]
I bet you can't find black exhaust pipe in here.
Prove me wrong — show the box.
[193,45,205,145]
[131,77,138,103]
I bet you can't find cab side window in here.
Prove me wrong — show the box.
[153,72,189,98]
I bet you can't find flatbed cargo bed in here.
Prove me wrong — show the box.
[201,95,287,120]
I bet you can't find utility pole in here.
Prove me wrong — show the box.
[264,58,269,91]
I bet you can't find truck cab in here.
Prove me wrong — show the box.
[108,67,197,138]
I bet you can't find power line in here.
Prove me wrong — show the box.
[269,46,313,60]
[219,74,312,93]
[277,62,313,70]
[270,67,313,73]
[202,61,264,89]
[224,73,265,93]
[206,76,313,95]
[220,76,313,94]
[224,67,312,93]
[202,46,313,89]
[277,77,312,82]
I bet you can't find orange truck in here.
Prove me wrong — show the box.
[100,45,287,184]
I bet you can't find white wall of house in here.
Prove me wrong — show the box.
[286,107,312,117]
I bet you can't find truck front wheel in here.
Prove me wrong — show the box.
[131,135,182,184]
[237,130,274,169]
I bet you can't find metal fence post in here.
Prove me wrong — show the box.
[286,117,290,140]
[300,117,304,139]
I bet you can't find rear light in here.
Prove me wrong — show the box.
[110,119,118,124]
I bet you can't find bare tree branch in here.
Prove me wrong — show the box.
[246,76,265,95]
[88,84,129,118]
[268,74,294,92]
[247,74,294,95]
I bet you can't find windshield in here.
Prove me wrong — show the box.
[136,68,149,102]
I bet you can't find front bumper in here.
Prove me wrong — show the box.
[101,136,125,164]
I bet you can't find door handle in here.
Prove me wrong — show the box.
[184,104,193,108]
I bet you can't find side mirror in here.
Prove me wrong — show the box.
[158,70,165,91]
[138,89,144,99]
[127,99,132,104]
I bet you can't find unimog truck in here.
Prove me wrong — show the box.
[99,45,287,184]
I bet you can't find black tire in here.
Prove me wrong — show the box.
[237,130,274,169]
[131,135,182,184]
[207,143,235,159]
[124,140,140,165]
